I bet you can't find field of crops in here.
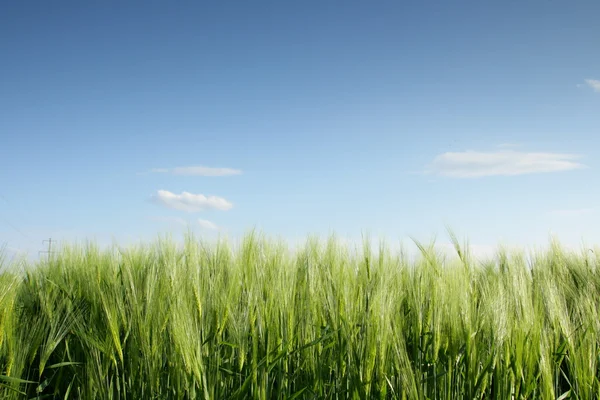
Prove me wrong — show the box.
[1,233,599,399]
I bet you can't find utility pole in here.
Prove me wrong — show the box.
[39,238,55,258]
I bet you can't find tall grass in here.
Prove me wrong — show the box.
[1,233,600,399]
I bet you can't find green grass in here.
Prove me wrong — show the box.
[1,232,600,399]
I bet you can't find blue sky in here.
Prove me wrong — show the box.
[1,1,599,259]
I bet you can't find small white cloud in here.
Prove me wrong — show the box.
[150,166,242,176]
[548,208,595,217]
[584,79,600,92]
[198,219,219,230]
[152,190,233,212]
[427,150,585,178]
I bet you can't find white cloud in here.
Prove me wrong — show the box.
[548,208,595,217]
[152,190,233,212]
[584,79,600,92]
[198,219,219,230]
[151,166,242,176]
[427,150,585,178]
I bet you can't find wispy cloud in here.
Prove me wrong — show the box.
[584,79,600,92]
[548,208,595,217]
[150,166,242,176]
[198,219,219,230]
[426,150,585,178]
[151,190,233,212]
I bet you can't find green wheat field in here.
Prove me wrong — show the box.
[1,233,599,399]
